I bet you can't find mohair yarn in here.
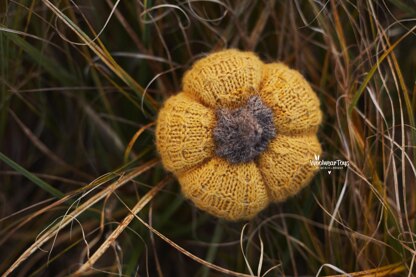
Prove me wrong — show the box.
[156,49,322,221]
[214,95,276,164]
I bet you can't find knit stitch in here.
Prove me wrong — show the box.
[179,157,269,221]
[156,49,322,221]
[183,50,263,109]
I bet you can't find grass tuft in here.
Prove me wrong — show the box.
[0,0,415,276]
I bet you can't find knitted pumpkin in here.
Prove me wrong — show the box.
[156,49,322,221]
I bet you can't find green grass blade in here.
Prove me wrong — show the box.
[42,0,158,114]
[3,31,76,85]
[0,151,64,198]
[201,222,224,277]
[348,25,416,115]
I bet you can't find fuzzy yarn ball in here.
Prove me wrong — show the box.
[156,49,322,221]
[214,95,276,164]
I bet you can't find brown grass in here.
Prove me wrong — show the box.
[0,0,415,276]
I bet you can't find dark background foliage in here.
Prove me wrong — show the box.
[0,0,415,276]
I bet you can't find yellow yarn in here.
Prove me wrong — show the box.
[179,157,268,220]
[259,63,322,134]
[183,50,263,109]
[156,93,215,173]
[156,49,322,221]
[257,134,322,202]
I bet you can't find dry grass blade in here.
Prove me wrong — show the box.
[3,159,159,276]
[1,0,415,275]
[74,176,171,275]
[240,224,254,276]
[124,122,156,162]
[325,261,406,277]
[41,0,158,113]
[0,152,64,199]
[348,24,416,115]
[0,194,73,247]
[131,213,253,277]
[9,110,93,180]
[247,1,275,49]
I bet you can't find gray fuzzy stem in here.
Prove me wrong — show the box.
[213,95,276,163]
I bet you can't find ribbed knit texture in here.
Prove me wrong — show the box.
[179,157,269,220]
[258,134,322,202]
[183,50,263,109]
[259,63,322,134]
[156,93,215,174]
[156,49,322,221]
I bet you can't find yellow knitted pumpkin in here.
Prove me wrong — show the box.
[156,49,322,221]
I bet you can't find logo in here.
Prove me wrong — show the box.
[309,154,349,174]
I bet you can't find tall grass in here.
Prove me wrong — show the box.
[0,0,415,276]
